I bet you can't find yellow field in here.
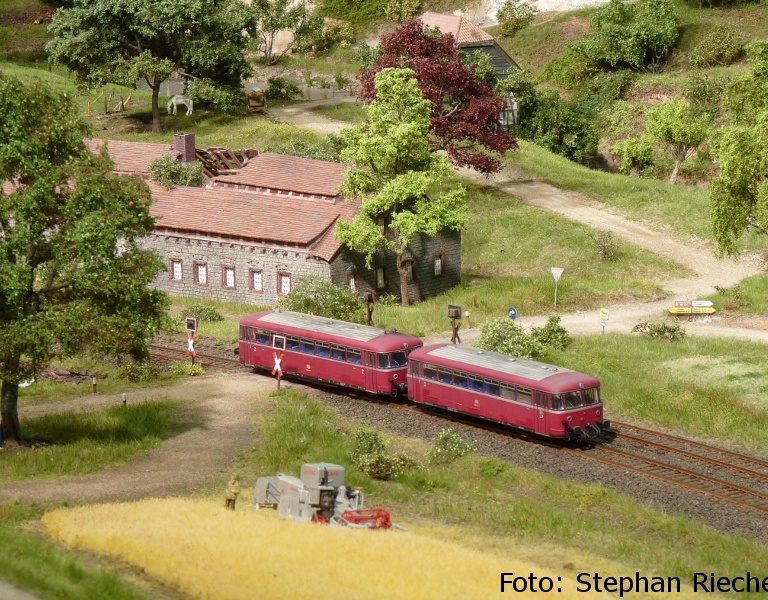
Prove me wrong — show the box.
[43,498,604,600]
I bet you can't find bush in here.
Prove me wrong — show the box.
[611,136,655,176]
[261,133,345,162]
[384,0,420,23]
[477,458,506,478]
[185,78,244,113]
[351,428,419,480]
[277,274,364,322]
[573,70,636,113]
[689,25,743,68]
[265,76,302,101]
[351,428,387,464]
[541,48,599,90]
[148,155,204,189]
[169,362,205,377]
[182,304,224,322]
[427,428,475,465]
[684,70,727,108]
[588,230,621,261]
[527,92,599,164]
[631,320,686,341]
[530,315,573,351]
[476,317,545,359]
[497,0,538,38]
[354,43,382,70]
[117,361,161,382]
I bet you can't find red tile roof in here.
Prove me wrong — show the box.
[418,11,494,45]
[86,138,177,176]
[147,182,357,259]
[212,153,347,198]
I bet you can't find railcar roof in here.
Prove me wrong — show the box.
[245,311,420,346]
[415,344,577,382]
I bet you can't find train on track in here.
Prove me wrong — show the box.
[239,311,610,442]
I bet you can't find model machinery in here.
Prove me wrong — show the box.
[254,462,392,529]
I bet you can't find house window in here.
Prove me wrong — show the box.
[194,262,208,285]
[347,269,357,293]
[250,269,263,292]
[433,254,443,277]
[402,259,414,283]
[170,259,182,281]
[222,266,236,289]
[278,272,292,295]
[375,267,385,289]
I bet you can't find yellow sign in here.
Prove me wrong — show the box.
[668,306,716,315]
[599,308,609,321]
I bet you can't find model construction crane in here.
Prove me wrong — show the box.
[254,463,392,530]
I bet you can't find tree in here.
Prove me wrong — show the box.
[359,20,517,175]
[496,0,538,38]
[646,99,710,183]
[47,0,250,133]
[244,0,323,65]
[276,274,364,322]
[337,68,467,305]
[576,0,679,71]
[0,76,168,443]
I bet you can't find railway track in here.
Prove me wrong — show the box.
[148,344,244,371]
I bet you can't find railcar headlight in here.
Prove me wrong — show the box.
[596,409,601,416]
[392,374,398,380]
[566,416,572,422]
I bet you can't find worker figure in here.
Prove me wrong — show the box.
[225,477,240,510]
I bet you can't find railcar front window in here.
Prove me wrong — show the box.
[390,351,407,367]
[378,354,390,369]
[551,394,564,410]
[563,391,583,408]
[583,388,600,404]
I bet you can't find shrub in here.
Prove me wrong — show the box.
[333,72,350,91]
[277,274,364,322]
[169,362,205,377]
[185,78,243,113]
[476,317,545,359]
[384,0,420,23]
[265,76,302,101]
[497,0,538,38]
[351,428,419,480]
[260,134,345,162]
[355,452,399,480]
[588,230,621,261]
[477,458,506,478]
[182,304,224,322]
[631,320,686,341]
[427,428,475,465]
[541,48,599,90]
[354,43,382,70]
[148,155,204,189]
[527,91,599,164]
[117,361,161,382]
[573,70,636,113]
[689,25,743,68]
[611,136,655,176]
[530,315,572,351]
[684,70,727,108]
[351,428,387,464]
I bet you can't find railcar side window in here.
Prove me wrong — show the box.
[583,388,600,404]
[517,387,532,405]
[286,337,300,351]
[551,394,564,410]
[315,343,331,358]
[390,351,407,367]
[500,385,515,400]
[423,366,437,380]
[469,378,485,392]
[300,339,315,354]
[486,381,500,396]
[438,369,452,384]
[563,391,582,408]
[347,349,362,364]
[378,354,390,369]
[330,345,345,360]
[454,373,468,388]
[273,335,286,351]
[256,330,271,345]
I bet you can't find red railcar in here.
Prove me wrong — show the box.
[407,344,609,441]
[239,311,423,396]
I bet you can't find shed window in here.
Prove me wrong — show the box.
[433,255,443,277]
[194,262,207,285]
[170,259,182,281]
[402,259,414,283]
[222,266,235,289]
[250,270,263,292]
[375,267,385,289]
[278,272,292,295]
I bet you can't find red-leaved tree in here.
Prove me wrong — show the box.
[359,20,517,175]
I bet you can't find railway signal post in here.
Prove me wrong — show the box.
[272,351,284,390]
[185,317,198,365]
[365,291,374,326]
[448,305,462,344]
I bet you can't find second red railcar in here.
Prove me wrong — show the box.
[239,311,423,396]
[407,344,608,440]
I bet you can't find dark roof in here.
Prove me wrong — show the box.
[418,11,494,44]
[147,181,357,259]
[212,153,347,198]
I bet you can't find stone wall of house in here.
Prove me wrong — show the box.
[141,233,331,305]
[329,230,462,303]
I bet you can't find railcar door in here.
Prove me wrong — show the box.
[364,352,377,393]
[534,392,548,436]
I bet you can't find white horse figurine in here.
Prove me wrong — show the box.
[166,95,193,116]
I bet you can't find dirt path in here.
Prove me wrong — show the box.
[0,374,271,505]
[268,96,356,135]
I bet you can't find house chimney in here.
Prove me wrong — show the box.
[173,132,196,164]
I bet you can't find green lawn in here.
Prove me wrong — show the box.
[310,101,367,123]
[0,400,188,482]
[703,274,768,315]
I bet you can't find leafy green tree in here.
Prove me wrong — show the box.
[610,135,655,175]
[576,0,679,71]
[645,99,710,183]
[47,0,250,133]
[337,68,467,305]
[497,0,539,38]
[0,76,168,443]
[476,318,545,359]
[245,0,323,65]
[725,40,768,125]
[276,274,364,322]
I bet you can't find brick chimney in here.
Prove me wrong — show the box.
[173,132,196,164]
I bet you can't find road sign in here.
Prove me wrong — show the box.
[272,351,283,377]
[600,308,609,321]
[668,306,716,315]
[550,267,564,282]
[508,307,518,320]
[186,331,196,363]
[185,317,198,332]
[692,300,714,308]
